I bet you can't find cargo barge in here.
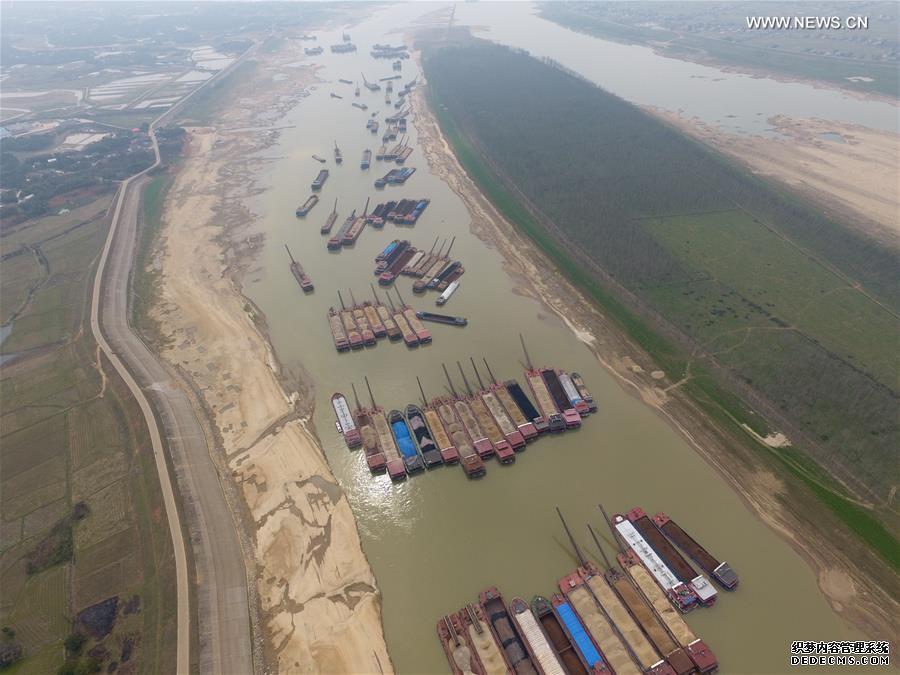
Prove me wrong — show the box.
[374,167,415,188]
[611,514,698,613]
[416,378,459,465]
[580,562,673,675]
[628,508,717,607]
[550,593,609,673]
[585,524,694,675]
[558,569,640,675]
[444,365,494,460]
[320,199,338,235]
[509,597,566,675]
[311,169,329,191]
[541,367,582,428]
[365,379,406,480]
[328,308,349,352]
[415,311,466,327]
[519,336,565,432]
[438,615,485,675]
[361,298,387,339]
[559,370,591,416]
[336,297,363,350]
[396,288,431,343]
[389,409,425,475]
[360,149,371,170]
[328,210,356,250]
[532,596,590,675]
[571,372,598,413]
[479,587,539,675]
[470,360,526,451]
[502,378,546,437]
[331,392,361,448]
[284,245,313,292]
[387,293,419,347]
[351,385,386,472]
[295,194,318,217]
[346,290,376,346]
[460,604,508,674]
[342,212,367,246]
[406,404,443,468]
[436,397,485,478]
[436,280,460,306]
[617,549,717,673]
[457,362,514,463]
[372,285,401,341]
[654,512,739,590]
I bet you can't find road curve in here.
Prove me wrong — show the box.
[90,48,258,674]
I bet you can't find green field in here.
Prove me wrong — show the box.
[423,38,899,568]
[0,196,177,671]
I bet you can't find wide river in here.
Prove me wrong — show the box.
[243,3,879,672]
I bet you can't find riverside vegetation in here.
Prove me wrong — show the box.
[422,38,898,568]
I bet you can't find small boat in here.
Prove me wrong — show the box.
[352,102,368,110]
[295,194,318,217]
[304,46,323,55]
[389,409,425,474]
[311,169,329,191]
[330,92,343,99]
[332,393,361,448]
[339,78,353,85]
[334,142,342,164]
[406,405,443,468]
[361,149,372,170]
[312,154,327,163]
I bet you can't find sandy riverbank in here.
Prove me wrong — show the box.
[650,109,899,248]
[408,61,897,642]
[148,36,392,673]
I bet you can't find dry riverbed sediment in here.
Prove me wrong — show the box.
[148,37,392,673]
[408,66,898,642]
[650,109,899,248]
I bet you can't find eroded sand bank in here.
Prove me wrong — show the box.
[650,110,899,248]
[149,37,392,673]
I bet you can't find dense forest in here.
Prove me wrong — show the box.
[423,39,898,507]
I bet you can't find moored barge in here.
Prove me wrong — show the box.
[628,508,717,607]
[559,370,592,416]
[416,311,467,327]
[502,378,546,436]
[406,404,443,468]
[550,593,609,673]
[460,605,508,674]
[611,514,698,613]
[320,199,338,234]
[541,367,581,428]
[328,308,349,352]
[436,398,485,477]
[558,569,639,675]
[532,596,590,675]
[389,409,425,475]
[285,244,313,292]
[370,402,406,480]
[295,194,318,217]
[328,210,356,250]
[654,512,739,590]
[351,386,385,472]
[616,549,717,673]
[571,372,597,413]
[311,169,329,191]
[479,587,539,675]
[509,597,566,675]
[438,615,485,675]
[437,280,460,306]
[331,392,361,448]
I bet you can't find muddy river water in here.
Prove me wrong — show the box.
[242,3,875,672]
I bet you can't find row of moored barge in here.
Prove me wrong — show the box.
[438,508,737,675]
[328,286,430,352]
[367,198,430,226]
[334,354,598,479]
